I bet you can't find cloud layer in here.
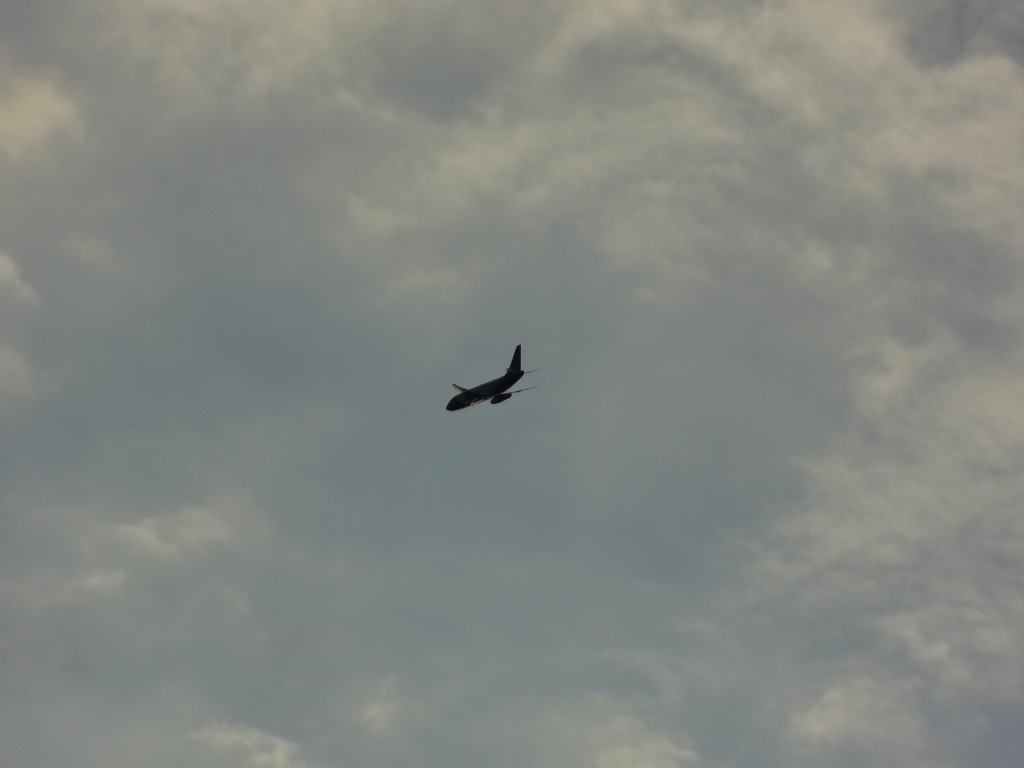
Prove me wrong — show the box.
[3,1,1024,767]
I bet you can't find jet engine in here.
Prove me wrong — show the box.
[490,393,512,404]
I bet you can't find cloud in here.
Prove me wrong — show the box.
[896,0,1024,67]
[359,675,423,734]
[112,497,240,563]
[0,253,40,410]
[785,675,929,764]
[190,722,319,768]
[98,0,356,109]
[3,1,1024,768]
[0,68,81,163]
[0,252,38,303]
[0,346,38,404]
[545,697,702,768]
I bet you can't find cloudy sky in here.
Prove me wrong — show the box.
[3,1,1024,766]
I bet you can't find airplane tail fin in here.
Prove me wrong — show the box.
[507,344,522,373]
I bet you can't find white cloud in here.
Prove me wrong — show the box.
[99,0,376,109]
[593,719,700,768]
[0,69,81,163]
[0,254,41,408]
[547,697,701,768]
[358,675,423,734]
[57,568,127,602]
[785,675,928,762]
[190,722,319,768]
[112,497,243,563]
[0,346,38,402]
[0,252,38,304]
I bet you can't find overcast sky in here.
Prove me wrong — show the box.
[3,1,1024,766]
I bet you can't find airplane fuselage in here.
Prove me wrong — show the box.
[446,370,524,411]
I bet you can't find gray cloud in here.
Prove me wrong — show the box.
[2,1,1024,767]
[895,0,1024,67]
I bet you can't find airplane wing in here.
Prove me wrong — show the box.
[508,385,538,394]
[452,384,469,392]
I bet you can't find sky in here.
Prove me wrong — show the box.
[2,1,1024,766]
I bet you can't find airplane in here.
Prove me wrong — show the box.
[446,344,538,411]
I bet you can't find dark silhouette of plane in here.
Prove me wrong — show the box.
[446,344,538,411]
